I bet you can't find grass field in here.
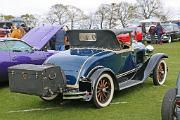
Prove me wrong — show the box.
[0,42,180,120]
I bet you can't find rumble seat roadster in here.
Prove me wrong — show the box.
[8,29,168,108]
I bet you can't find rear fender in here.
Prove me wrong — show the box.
[133,53,168,81]
[89,68,118,91]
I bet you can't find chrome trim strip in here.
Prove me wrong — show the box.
[116,68,136,78]
[116,65,141,78]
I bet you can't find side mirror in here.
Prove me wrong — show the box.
[145,45,154,53]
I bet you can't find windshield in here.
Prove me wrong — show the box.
[4,40,32,52]
[0,42,7,51]
[162,24,179,32]
[162,25,173,31]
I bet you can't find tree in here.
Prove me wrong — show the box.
[81,13,100,29]
[3,15,15,21]
[95,4,109,29]
[136,0,163,19]
[45,13,57,25]
[80,13,93,29]
[117,2,137,28]
[48,4,69,25]
[105,3,118,29]
[66,5,84,29]
[21,14,38,27]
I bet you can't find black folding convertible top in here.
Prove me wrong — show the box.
[66,29,132,50]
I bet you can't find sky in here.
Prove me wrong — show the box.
[0,0,180,18]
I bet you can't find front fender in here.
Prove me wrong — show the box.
[143,53,168,80]
[133,53,168,81]
[89,67,118,90]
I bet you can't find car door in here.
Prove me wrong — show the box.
[5,40,46,66]
[0,41,11,80]
[114,48,136,74]
[120,50,136,73]
[114,48,136,81]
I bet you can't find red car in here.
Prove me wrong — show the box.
[116,27,143,44]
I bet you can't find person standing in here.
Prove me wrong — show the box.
[10,24,26,39]
[19,24,26,37]
[10,25,22,39]
[55,29,66,51]
[148,25,156,44]
[141,23,146,44]
[155,23,163,44]
[55,25,69,51]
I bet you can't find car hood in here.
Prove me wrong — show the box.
[22,25,63,50]
[45,48,105,85]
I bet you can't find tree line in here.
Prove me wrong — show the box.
[0,0,169,29]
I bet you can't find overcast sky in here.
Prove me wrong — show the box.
[0,0,180,18]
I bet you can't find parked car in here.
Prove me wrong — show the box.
[8,29,168,108]
[161,74,180,120]
[0,25,64,82]
[145,23,180,43]
[116,27,143,44]
[162,23,180,42]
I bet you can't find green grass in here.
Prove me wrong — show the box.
[1,42,180,120]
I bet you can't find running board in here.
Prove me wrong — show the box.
[119,80,143,90]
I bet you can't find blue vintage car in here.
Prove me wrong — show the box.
[9,29,168,108]
[161,74,180,120]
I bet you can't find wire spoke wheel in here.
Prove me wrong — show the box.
[97,78,111,103]
[93,73,114,108]
[153,59,167,85]
[157,62,165,83]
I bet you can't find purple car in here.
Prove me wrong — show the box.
[0,25,63,82]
